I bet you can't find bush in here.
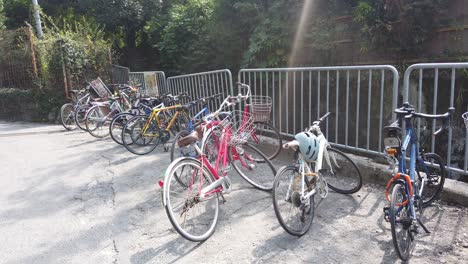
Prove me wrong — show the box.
[0,88,65,122]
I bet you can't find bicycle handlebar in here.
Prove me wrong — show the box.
[318,112,332,123]
[202,83,251,121]
[392,104,455,137]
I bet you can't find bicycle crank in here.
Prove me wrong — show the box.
[160,130,170,144]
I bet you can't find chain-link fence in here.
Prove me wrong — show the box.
[0,27,38,89]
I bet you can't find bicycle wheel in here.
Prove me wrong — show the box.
[416,153,446,206]
[85,105,112,138]
[174,111,190,134]
[170,130,198,162]
[390,183,413,261]
[74,104,90,131]
[200,126,221,164]
[60,103,77,130]
[164,158,219,242]
[272,165,314,236]
[248,122,282,160]
[109,112,135,145]
[229,143,276,191]
[122,116,160,155]
[320,147,362,194]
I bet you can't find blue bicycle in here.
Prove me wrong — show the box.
[169,93,223,161]
[382,102,454,261]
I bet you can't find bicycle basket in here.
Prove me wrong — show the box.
[214,110,255,146]
[89,77,112,100]
[251,96,272,122]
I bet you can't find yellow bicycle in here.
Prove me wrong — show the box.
[122,103,191,155]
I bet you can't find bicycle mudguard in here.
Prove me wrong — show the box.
[385,173,412,205]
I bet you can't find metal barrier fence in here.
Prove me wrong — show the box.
[239,66,400,156]
[166,69,233,113]
[129,71,166,96]
[403,62,468,176]
[111,65,130,84]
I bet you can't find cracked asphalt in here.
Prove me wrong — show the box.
[1,121,468,263]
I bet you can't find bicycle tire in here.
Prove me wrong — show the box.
[60,103,77,130]
[272,165,314,236]
[164,157,219,242]
[200,126,221,164]
[170,130,198,162]
[109,112,135,145]
[173,111,190,135]
[228,143,276,191]
[74,104,90,131]
[122,115,160,155]
[390,183,413,261]
[248,122,282,160]
[320,147,362,194]
[85,105,112,138]
[416,152,446,206]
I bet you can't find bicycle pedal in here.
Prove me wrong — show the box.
[383,206,390,222]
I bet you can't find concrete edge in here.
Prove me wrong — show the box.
[348,153,468,207]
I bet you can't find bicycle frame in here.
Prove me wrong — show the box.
[288,132,330,202]
[141,104,182,136]
[396,119,430,220]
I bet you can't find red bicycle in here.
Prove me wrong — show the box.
[161,84,276,241]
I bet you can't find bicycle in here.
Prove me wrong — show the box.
[245,95,282,160]
[272,112,362,236]
[122,96,191,155]
[161,86,277,242]
[170,93,223,161]
[382,103,454,261]
[84,84,135,138]
[109,96,161,145]
[60,88,90,130]
[74,78,121,132]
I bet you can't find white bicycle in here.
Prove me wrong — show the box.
[272,112,362,236]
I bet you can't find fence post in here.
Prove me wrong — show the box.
[26,25,38,79]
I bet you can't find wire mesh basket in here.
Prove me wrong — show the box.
[250,96,272,122]
[463,112,468,129]
[214,110,255,146]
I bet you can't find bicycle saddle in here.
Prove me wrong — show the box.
[177,130,199,147]
[176,103,193,112]
[383,121,401,133]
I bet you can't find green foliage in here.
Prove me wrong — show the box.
[0,87,31,97]
[147,0,215,75]
[0,0,5,30]
[1,0,461,75]
[353,0,448,55]
[3,0,31,29]
[39,13,111,89]
[0,88,65,121]
[0,28,30,64]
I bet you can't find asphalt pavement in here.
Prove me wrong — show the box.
[0,121,467,263]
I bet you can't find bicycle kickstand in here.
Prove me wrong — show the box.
[417,218,431,234]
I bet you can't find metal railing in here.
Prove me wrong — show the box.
[403,62,468,176]
[166,69,233,112]
[129,71,166,96]
[111,65,130,84]
[239,65,400,156]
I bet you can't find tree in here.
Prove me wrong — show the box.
[353,0,448,56]
[0,0,5,29]
[3,0,31,29]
